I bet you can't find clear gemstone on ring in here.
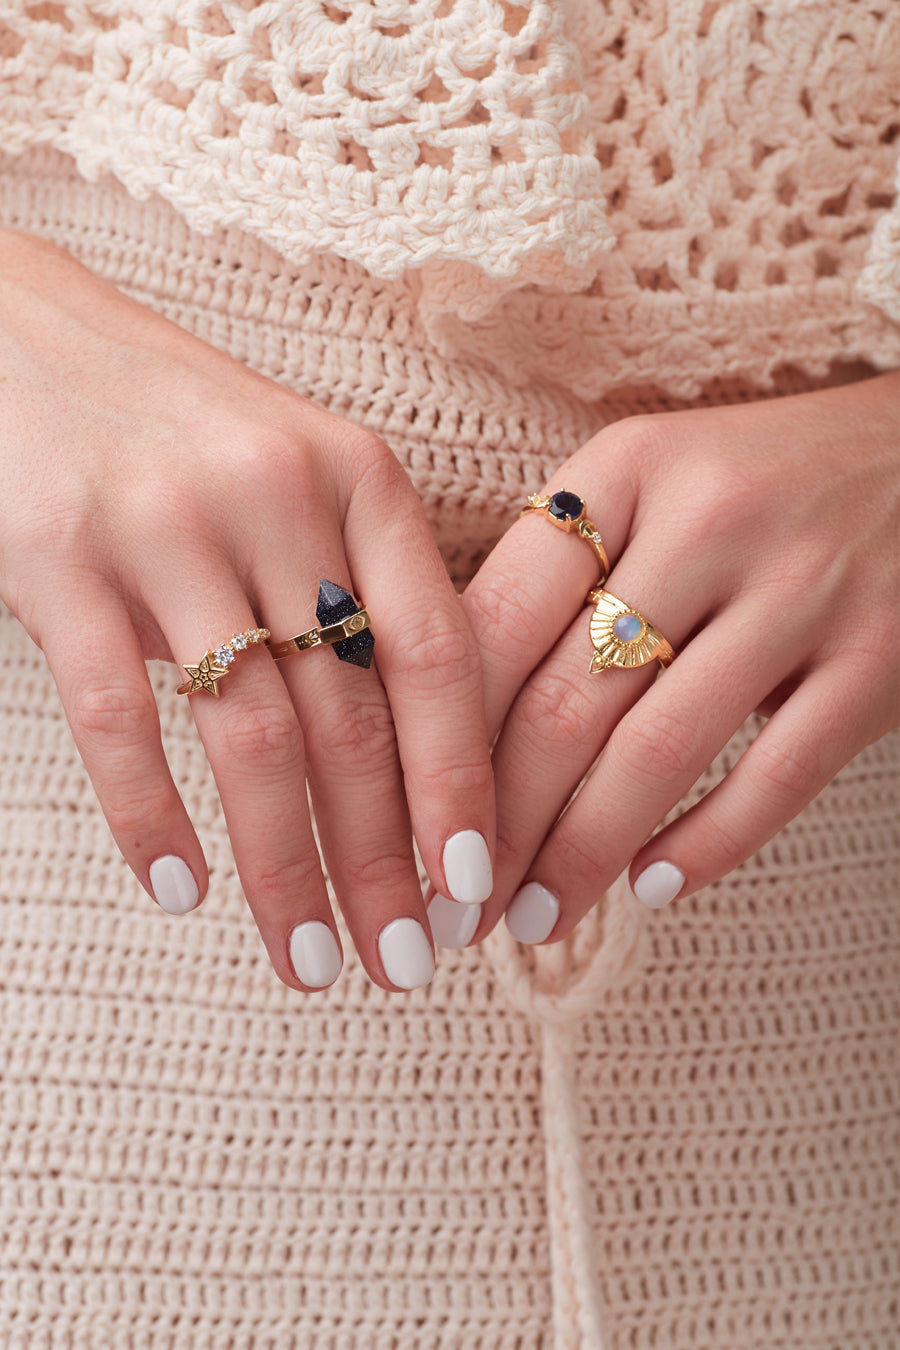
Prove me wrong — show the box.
[613,613,644,643]
[231,633,249,650]
[214,645,235,666]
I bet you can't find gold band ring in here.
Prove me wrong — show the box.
[267,579,375,671]
[176,627,271,696]
[521,490,610,582]
[586,589,674,674]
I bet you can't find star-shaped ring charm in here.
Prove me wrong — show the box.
[181,653,230,696]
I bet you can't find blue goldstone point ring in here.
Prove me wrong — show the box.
[267,579,375,669]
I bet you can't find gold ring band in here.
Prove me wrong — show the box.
[268,579,375,671]
[176,627,271,696]
[521,490,610,582]
[269,610,372,658]
[586,589,674,674]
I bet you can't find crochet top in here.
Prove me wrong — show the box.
[2,0,899,399]
[0,5,898,1348]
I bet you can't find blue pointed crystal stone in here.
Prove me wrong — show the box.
[316,578,375,669]
[548,491,584,522]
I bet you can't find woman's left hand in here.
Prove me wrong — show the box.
[429,373,899,949]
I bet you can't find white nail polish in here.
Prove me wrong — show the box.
[289,921,343,989]
[378,917,435,990]
[505,882,560,945]
[149,855,199,916]
[632,860,685,909]
[427,893,481,950]
[442,830,493,905]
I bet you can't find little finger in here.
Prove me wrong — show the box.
[42,582,208,916]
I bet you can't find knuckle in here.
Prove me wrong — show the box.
[612,704,698,788]
[695,810,747,874]
[70,683,157,747]
[318,697,397,764]
[340,849,415,897]
[414,753,493,802]
[337,427,406,504]
[237,430,309,500]
[517,670,595,756]
[749,732,822,805]
[604,414,675,473]
[391,620,480,694]
[466,573,548,666]
[102,777,172,837]
[217,702,302,774]
[242,852,320,904]
[549,820,601,887]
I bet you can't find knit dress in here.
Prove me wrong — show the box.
[0,4,898,1347]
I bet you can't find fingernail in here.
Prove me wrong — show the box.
[505,882,559,944]
[632,860,685,909]
[289,921,343,989]
[427,893,482,949]
[149,855,199,916]
[378,917,436,990]
[442,830,493,905]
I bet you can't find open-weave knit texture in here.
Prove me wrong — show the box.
[0,4,899,1344]
[1,577,897,1350]
[0,140,899,1349]
[0,0,899,398]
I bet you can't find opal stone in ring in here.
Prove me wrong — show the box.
[587,589,674,673]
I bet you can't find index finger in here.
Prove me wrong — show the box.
[463,469,637,737]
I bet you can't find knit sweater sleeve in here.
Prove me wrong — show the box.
[0,0,614,320]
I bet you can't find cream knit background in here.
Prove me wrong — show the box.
[0,1,899,1346]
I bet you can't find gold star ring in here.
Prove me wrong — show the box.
[176,627,270,697]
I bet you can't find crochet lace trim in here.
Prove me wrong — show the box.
[0,0,614,317]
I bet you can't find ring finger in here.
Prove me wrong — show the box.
[481,545,708,938]
[500,591,810,944]
[263,564,436,993]
[152,562,342,992]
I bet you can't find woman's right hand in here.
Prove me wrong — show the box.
[0,228,494,992]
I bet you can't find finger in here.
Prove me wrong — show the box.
[261,553,436,993]
[500,599,808,944]
[41,581,208,916]
[628,662,866,909]
[339,437,495,907]
[480,532,715,936]
[156,570,343,992]
[463,473,638,737]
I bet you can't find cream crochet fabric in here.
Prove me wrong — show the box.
[1,0,899,394]
[0,2,899,1346]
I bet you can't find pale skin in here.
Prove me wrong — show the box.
[455,372,900,942]
[0,227,494,992]
[1,226,897,980]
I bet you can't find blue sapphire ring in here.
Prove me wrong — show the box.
[268,579,375,671]
[521,490,610,582]
[586,589,674,674]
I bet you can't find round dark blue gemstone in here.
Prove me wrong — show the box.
[548,491,584,522]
